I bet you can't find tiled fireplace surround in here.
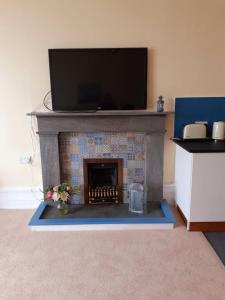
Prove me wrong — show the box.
[60,131,145,203]
[34,111,167,204]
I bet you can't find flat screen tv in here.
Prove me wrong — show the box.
[48,48,147,111]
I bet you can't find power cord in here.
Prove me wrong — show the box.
[43,90,53,111]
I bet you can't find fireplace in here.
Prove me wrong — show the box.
[32,111,167,203]
[83,158,123,204]
[28,111,177,230]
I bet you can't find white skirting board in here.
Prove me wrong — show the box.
[0,187,42,209]
[0,185,175,209]
[30,223,174,231]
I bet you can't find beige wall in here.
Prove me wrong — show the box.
[1,0,225,187]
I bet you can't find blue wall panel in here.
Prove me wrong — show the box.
[174,97,225,138]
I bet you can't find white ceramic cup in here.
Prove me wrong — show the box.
[212,121,225,140]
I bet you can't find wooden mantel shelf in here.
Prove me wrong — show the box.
[27,110,173,117]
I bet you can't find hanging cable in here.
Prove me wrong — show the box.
[43,90,52,111]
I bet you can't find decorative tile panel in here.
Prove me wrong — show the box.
[59,132,145,203]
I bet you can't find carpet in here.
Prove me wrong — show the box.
[203,232,225,266]
[0,208,225,299]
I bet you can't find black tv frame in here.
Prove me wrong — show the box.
[48,48,148,112]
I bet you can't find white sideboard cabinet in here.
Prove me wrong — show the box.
[175,144,225,231]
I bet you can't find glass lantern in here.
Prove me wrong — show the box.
[128,183,145,214]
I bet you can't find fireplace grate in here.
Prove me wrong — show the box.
[83,158,123,204]
[88,186,119,204]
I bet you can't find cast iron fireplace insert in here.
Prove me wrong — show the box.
[83,158,123,204]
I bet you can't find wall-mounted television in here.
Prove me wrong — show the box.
[48,48,147,111]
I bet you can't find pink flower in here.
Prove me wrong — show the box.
[46,191,53,199]
[66,186,71,191]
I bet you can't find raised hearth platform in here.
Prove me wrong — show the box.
[29,199,176,231]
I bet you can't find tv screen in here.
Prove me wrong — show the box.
[48,48,147,111]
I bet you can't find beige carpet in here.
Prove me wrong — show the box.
[0,208,224,300]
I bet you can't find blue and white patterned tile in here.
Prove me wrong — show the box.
[134,144,144,152]
[102,136,109,144]
[135,134,145,144]
[127,153,135,160]
[85,133,95,138]
[71,154,79,161]
[112,137,120,144]
[128,169,135,177]
[77,137,86,145]
[127,144,134,152]
[119,145,128,152]
[118,137,128,145]
[71,176,80,185]
[94,137,103,145]
[135,168,144,176]
[86,145,96,154]
[71,161,80,169]
[87,137,95,145]
[123,160,127,167]
[60,131,145,189]
[127,160,140,169]
[71,137,79,144]
[110,145,120,152]
[102,153,111,158]
[102,144,110,152]
[78,144,87,155]
[128,137,136,144]
[135,152,144,161]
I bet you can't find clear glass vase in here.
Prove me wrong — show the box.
[128,183,145,214]
[57,201,69,215]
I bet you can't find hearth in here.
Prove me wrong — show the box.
[83,158,123,204]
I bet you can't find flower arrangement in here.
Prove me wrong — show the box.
[45,183,79,213]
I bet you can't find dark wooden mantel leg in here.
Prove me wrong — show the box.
[38,132,61,190]
[145,132,165,202]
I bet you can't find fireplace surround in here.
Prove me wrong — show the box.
[30,110,168,204]
[59,131,145,204]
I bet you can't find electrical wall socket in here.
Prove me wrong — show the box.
[20,155,32,164]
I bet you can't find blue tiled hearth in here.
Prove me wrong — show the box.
[29,199,176,231]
